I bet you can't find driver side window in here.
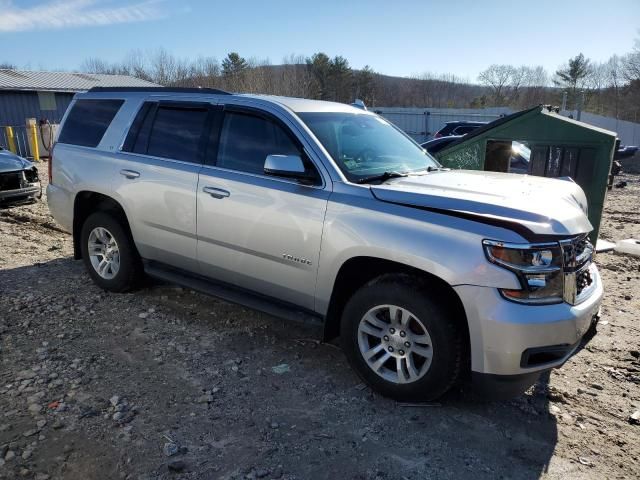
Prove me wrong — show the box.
[217,111,301,175]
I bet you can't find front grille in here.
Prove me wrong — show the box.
[561,234,592,270]
[560,234,595,304]
[576,267,593,296]
[0,171,23,191]
[24,167,38,183]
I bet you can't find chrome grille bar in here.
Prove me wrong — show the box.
[560,234,595,305]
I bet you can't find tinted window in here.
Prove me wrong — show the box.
[437,125,454,135]
[217,112,301,174]
[58,99,123,147]
[122,102,153,154]
[453,125,477,135]
[146,106,208,163]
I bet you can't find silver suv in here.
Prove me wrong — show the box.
[47,88,603,400]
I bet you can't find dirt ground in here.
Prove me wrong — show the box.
[1,164,639,480]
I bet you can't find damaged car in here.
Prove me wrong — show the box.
[47,89,603,401]
[0,147,42,204]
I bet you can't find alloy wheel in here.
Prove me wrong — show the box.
[87,226,120,280]
[357,304,434,384]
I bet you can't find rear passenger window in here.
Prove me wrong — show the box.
[146,106,208,163]
[454,126,479,135]
[217,112,301,174]
[58,99,123,147]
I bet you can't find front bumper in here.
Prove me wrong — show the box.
[454,264,603,377]
[0,184,41,202]
[0,168,41,203]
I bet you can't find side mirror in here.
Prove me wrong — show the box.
[264,154,312,181]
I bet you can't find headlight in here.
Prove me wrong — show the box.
[483,240,564,305]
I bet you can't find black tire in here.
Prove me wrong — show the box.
[80,211,142,292]
[340,274,463,402]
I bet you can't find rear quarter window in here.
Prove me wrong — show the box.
[58,99,124,147]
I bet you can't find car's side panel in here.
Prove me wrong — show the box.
[197,166,329,310]
[314,182,526,315]
[48,143,119,224]
[111,152,201,272]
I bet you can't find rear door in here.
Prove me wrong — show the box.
[112,100,213,271]
[196,107,330,310]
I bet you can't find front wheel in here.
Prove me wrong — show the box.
[340,275,464,401]
[80,211,142,292]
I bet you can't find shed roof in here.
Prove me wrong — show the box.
[0,70,159,92]
[440,105,617,155]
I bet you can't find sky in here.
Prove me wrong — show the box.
[1,0,639,81]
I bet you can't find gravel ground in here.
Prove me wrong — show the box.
[1,164,639,480]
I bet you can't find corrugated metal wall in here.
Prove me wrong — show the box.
[0,90,74,126]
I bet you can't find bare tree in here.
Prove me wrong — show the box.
[605,56,623,117]
[74,43,639,121]
[478,65,515,105]
[623,34,640,83]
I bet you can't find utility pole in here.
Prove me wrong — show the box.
[576,91,584,121]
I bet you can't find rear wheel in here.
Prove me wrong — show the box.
[80,211,142,292]
[340,275,463,401]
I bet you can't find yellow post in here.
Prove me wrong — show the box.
[4,126,17,154]
[26,118,40,162]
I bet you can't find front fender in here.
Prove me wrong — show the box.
[315,189,524,315]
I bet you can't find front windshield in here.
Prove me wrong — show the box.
[299,112,440,182]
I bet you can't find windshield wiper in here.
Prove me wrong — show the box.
[356,171,408,184]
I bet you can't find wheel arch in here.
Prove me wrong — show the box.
[72,191,132,260]
[323,256,470,371]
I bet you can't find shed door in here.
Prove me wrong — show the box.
[529,145,594,182]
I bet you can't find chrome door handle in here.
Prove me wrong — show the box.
[202,186,230,199]
[120,169,140,179]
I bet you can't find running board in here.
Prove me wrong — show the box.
[143,261,324,328]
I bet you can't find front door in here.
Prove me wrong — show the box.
[196,108,330,310]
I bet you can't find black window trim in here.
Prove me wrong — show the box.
[122,100,217,165]
[204,104,324,187]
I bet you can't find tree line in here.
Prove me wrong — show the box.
[3,37,639,122]
[478,45,640,122]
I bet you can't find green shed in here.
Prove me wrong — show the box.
[434,105,617,242]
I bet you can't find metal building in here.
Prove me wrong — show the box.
[0,70,158,157]
[0,70,159,124]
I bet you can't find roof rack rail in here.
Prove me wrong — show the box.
[87,87,231,95]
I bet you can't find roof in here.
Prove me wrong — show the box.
[0,70,159,93]
[241,94,369,114]
[442,105,539,150]
[441,105,616,153]
[443,120,487,125]
[78,88,369,114]
[88,87,229,95]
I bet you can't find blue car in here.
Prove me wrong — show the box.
[0,147,42,203]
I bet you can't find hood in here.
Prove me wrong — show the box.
[370,170,592,240]
[0,149,33,173]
